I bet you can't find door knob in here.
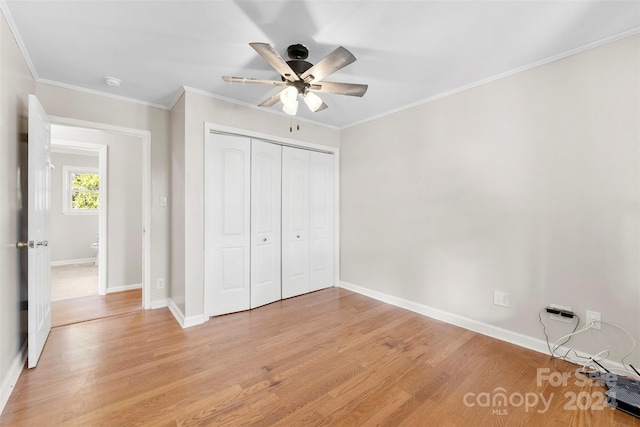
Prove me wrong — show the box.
[262,238,267,242]
[296,235,300,239]
[16,241,29,249]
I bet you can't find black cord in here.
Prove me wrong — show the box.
[538,309,581,359]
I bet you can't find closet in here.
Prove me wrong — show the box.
[204,132,334,317]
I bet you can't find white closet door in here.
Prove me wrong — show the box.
[282,147,310,298]
[204,134,251,316]
[251,140,282,308]
[309,151,334,291]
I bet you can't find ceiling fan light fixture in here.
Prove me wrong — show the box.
[303,91,323,112]
[280,86,298,106]
[282,100,298,116]
[224,42,366,120]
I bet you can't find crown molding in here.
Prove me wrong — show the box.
[37,78,170,110]
[0,0,38,80]
[343,27,640,130]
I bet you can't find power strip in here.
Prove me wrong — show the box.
[546,306,575,322]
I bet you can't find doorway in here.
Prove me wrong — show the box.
[49,142,102,302]
[48,119,151,326]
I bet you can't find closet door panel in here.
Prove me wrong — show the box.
[205,134,251,316]
[309,151,334,291]
[251,140,282,308]
[282,147,310,298]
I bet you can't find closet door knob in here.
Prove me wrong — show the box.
[296,235,300,239]
[262,238,267,242]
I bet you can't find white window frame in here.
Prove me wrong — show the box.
[62,165,100,215]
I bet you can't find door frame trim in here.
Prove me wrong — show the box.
[50,115,152,309]
[203,122,340,318]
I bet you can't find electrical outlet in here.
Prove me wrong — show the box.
[586,310,601,330]
[157,278,165,289]
[493,290,510,308]
[549,304,572,323]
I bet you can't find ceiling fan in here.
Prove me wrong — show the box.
[222,43,368,116]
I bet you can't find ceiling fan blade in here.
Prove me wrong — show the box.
[222,76,286,87]
[258,90,284,108]
[249,42,300,82]
[316,102,328,112]
[300,46,356,83]
[309,81,368,97]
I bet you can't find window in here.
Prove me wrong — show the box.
[63,166,100,215]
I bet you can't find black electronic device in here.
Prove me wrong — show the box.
[606,385,640,418]
[586,364,640,419]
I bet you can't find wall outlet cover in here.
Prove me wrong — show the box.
[493,290,510,308]
[586,310,601,330]
[549,303,572,323]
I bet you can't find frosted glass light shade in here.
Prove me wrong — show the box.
[303,91,323,112]
[282,100,298,116]
[280,86,298,106]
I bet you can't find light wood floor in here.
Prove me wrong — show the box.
[2,288,639,426]
[51,263,98,301]
[51,288,142,327]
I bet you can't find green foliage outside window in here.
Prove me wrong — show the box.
[71,173,100,209]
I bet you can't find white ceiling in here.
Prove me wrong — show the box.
[3,1,639,129]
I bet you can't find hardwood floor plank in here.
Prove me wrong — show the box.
[2,288,639,426]
[51,288,141,327]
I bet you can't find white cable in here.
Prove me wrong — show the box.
[551,323,595,358]
[595,320,636,370]
[542,312,638,375]
[581,350,611,372]
[569,320,638,379]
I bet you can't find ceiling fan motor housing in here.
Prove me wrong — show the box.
[285,59,313,77]
[284,44,313,79]
[287,44,308,60]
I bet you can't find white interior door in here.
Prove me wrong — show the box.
[282,147,310,299]
[309,151,334,291]
[204,134,251,316]
[27,95,52,368]
[251,140,282,308]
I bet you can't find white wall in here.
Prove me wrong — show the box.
[340,35,640,363]
[1,6,169,409]
[49,151,99,263]
[0,7,34,412]
[33,82,170,302]
[175,90,341,321]
[52,126,143,290]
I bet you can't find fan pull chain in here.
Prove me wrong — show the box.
[288,117,301,133]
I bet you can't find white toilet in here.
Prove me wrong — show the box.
[90,237,99,266]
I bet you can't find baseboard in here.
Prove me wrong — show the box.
[184,314,206,328]
[338,281,626,371]
[167,299,206,329]
[51,258,95,266]
[0,342,26,416]
[167,298,186,327]
[106,283,142,294]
